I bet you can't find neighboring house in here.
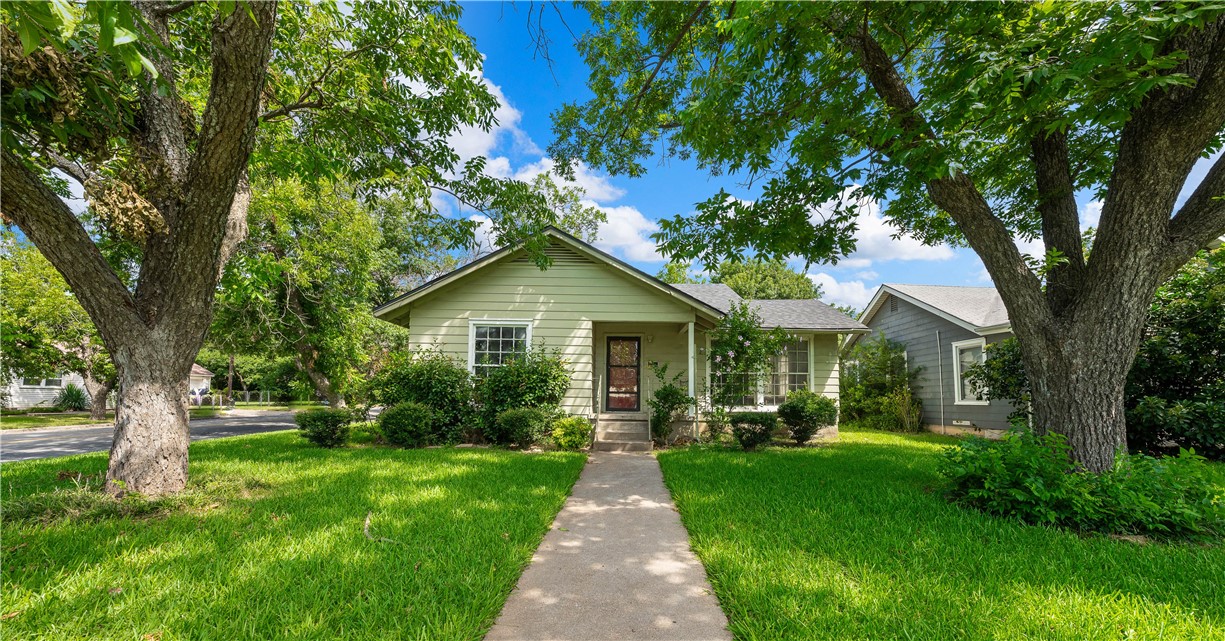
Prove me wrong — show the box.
[190,364,215,398]
[4,364,214,410]
[3,372,87,410]
[373,227,867,450]
[849,284,1015,435]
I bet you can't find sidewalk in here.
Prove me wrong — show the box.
[485,452,731,641]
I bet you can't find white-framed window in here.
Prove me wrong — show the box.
[21,377,63,388]
[468,320,532,378]
[764,338,810,406]
[952,338,988,405]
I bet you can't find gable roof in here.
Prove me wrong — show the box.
[190,363,213,377]
[854,283,1012,344]
[372,227,866,333]
[671,283,742,313]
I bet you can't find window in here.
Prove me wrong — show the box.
[469,321,531,377]
[952,338,988,404]
[20,378,62,388]
[764,339,810,405]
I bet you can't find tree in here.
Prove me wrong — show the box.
[657,260,702,284]
[2,1,559,495]
[712,259,821,299]
[552,3,1225,471]
[1,236,114,418]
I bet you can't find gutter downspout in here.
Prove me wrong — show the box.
[936,330,946,435]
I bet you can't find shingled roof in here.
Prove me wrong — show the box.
[884,284,1010,328]
[666,283,865,332]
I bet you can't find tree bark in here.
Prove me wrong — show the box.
[106,342,193,497]
[81,373,114,421]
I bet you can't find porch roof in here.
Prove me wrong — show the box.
[670,283,867,333]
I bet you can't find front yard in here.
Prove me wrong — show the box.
[0,432,586,640]
[659,429,1225,641]
[1,407,228,430]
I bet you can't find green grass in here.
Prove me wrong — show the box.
[0,432,586,640]
[658,429,1225,641]
[233,401,325,411]
[1,408,230,429]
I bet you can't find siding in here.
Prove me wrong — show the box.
[863,294,1015,430]
[4,372,87,409]
[396,242,700,416]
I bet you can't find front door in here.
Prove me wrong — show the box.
[606,337,641,412]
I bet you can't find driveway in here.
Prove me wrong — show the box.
[0,410,297,463]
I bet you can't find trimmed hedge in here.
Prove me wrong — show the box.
[378,401,436,448]
[478,349,569,445]
[552,416,592,450]
[730,411,778,451]
[496,407,553,449]
[372,349,472,444]
[778,389,839,445]
[295,408,352,448]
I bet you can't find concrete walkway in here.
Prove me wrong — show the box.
[485,452,731,641]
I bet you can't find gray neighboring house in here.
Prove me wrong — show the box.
[848,284,1016,435]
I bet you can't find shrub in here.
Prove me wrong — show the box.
[552,416,592,450]
[730,411,778,451]
[496,407,553,449]
[647,363,693,445]
[778,390,838,444]
[378,402,436,448]
[703,404,730,441]
[372,348,473,444]
[1127,396,1225,461]
[478,348,569,445]
[939,428,1224,538]
[54,383,90,412]
[295,408,352,448]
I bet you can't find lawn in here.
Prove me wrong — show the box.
[1,408,226,430]
[658,429,1225,641]
[0,432,586,640]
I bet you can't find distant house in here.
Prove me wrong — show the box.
[373,227,867,450]
[4,364,214,410]
[849,284,1015,435]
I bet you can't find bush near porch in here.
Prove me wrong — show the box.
[658,429,1225,641]
[0,431,586,640]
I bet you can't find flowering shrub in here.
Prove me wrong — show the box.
[708,302,789,408]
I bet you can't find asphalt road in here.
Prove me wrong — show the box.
[0,411,297,463]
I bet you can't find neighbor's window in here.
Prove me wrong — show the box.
[470,321,531,377]
[764,339,810,405]
[20,377,63,388]
[952,339,987,404]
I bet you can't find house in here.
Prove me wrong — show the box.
[189,364,215,398]
[3,372,88,410]
[373,227,867,450]
[4,364,214,410]
[849,284,1015,436]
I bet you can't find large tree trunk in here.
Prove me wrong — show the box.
[106,345,193,496]
[293,350,345,408]
[81,373,114,421]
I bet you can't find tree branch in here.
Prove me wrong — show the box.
[1030,128,1087,315]
[1167,151,1225,268]
[1,149,142,343]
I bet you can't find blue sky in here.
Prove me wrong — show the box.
[449,3,1220,311]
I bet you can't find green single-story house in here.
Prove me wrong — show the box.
[373,227,867,449]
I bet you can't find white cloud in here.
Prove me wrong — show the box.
[509,158,625,204]
[812,187,955,268]
[591,203,662,262]
[808,273,875,310]
[854,270,879,280]
[1080,200,1102,232]
[1015,235,1045,261]
[448,68,538,165]
[468,214,496,253]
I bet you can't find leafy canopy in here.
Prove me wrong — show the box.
[552,2,1225,268]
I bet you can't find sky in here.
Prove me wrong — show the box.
[445,2,1220,312]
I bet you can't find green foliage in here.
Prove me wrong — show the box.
[656,261,703,284]
[963,337,1030,421]
[378,402,437,449]
[53,383,90,412]
[1128,398,1225,461]
[0,238,112,387]
[777,390,838,445]
[294,408,352,448]
[712,259,821,300]
[730,412,779,451]
[371,348,473,445]
[646,362,693,445]
[708,303,790,407]
[477,347,570,445]
[551,416,592,451]
[496,407,553,450]
[840,335,923,431]
[194,348,302,399]
[939,429,1224,538]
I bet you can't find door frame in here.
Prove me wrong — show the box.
[604,335,642,412]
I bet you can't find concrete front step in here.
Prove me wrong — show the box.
[592,440,653,452]
[597,429,649,441]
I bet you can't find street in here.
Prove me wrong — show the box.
[0,411,297,463]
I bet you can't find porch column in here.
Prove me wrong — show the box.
[688,321,697,437]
